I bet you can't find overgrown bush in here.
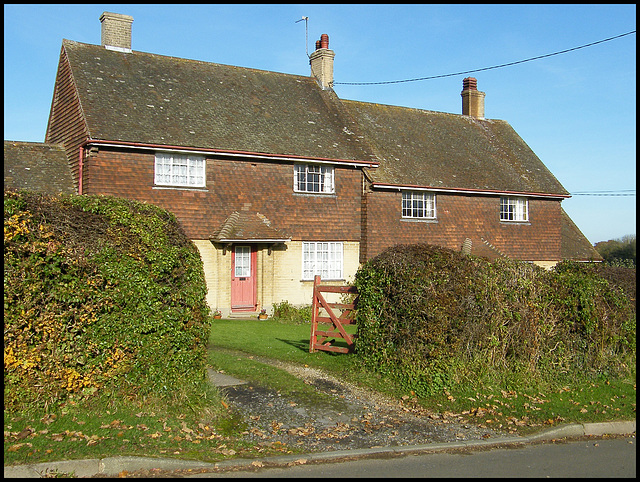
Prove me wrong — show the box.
[354,244,636,397]
[4,190,211,412]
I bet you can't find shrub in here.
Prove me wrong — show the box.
[272,301,313,324]
[4,190,211,412]
[354,244,636,397]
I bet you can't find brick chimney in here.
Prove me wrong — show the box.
[309,34,335,90]
[461,77,485,119]
[100,12,133,52]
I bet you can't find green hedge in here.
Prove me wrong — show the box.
[354,244,635,397]
[4,190,211,411]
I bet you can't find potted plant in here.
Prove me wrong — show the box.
[213,309,222,319]
[258,309,268,320]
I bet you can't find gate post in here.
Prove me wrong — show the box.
[309,275,321,353]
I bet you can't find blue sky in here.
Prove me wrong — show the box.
[3,4,636,244]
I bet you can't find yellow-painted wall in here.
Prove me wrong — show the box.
[193,240,360,317]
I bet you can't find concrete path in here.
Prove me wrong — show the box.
[206,368,248,387]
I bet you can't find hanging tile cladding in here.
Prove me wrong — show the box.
[362,190,562,262]
[45,46,89,191]
[82,148,363,241]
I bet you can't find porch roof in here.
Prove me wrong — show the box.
[210,211,291,243]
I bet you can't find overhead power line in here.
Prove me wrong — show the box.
[333,30,636,86]
[571,190,636,197]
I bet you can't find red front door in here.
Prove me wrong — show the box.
[231,245,257,311]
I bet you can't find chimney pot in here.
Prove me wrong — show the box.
[320,34,329,49]
[462,77,477,91]
[315,40,322,50]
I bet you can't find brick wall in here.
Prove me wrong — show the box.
[83,147,363,241]
[100,12,133,50]
[362,190,562,261]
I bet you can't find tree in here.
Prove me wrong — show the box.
[595,235,636,267]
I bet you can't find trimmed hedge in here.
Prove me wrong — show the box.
[354,244,636,397]
[4,190,211,412]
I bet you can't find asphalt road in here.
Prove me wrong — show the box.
[195,436,636,478]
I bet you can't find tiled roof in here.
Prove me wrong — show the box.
[62,40,375,163]
[341,100,569,196]
[62,40,568,197]
[560,208,602,261]
[3,141,75,194]
[211,211,291,242]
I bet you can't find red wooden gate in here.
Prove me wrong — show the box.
[309,275,358,354]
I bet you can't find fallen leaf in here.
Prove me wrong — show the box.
[14,428,33,440]
[8,443,31,452]
[40,414,57,425]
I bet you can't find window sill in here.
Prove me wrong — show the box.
[500,220,530,225]
[401,218,438,223]
[301,278,345,283]
[293,192,337,197]
[153,185,209,192]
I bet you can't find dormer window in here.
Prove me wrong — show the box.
[154,152,205,188]
[402,191,436,219]
[500,196,528,222]
[294,164,334,194]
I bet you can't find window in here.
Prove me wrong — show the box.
[402,191,436,219]
[302,242,343,280]
[500,197,528,222]
[294,164,334,193]
[155,152,205,187]
[234,246,251,278]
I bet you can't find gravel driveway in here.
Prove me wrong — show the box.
[210,351,519,454]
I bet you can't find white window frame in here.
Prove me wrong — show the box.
[402,191,436,219]
[500,196,528,222]
[294,164,335,194]
[154,152,206,188]
[302,242,343,281]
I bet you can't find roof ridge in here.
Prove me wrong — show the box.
[62,38,315,83]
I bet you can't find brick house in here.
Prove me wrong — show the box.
[10,12,601,316]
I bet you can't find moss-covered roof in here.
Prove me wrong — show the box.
[211,211,291,242]
[560,208,603,261]
[341,100,568,196]
[62,40,374,163]
[3,141,75,194]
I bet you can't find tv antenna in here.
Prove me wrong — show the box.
[295,16,309,58]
